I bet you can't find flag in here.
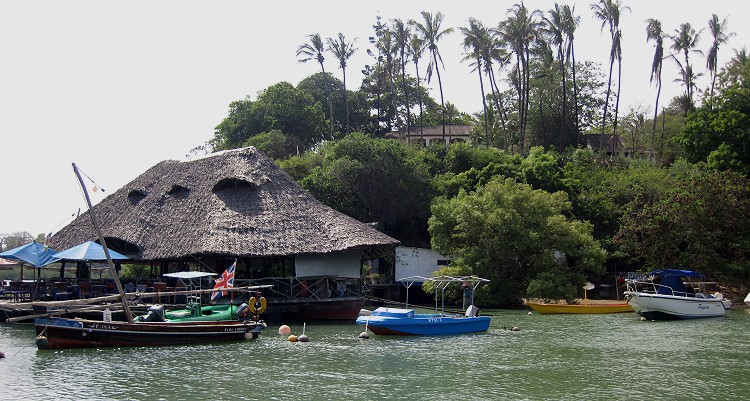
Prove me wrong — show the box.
[211,261,236,301]
[43,232,52,249]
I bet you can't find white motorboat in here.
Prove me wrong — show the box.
[624,269,731,320]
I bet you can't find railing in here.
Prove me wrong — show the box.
[234,277,363,302]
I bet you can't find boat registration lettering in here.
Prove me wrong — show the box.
[698,305,709,310]
[428,317,442,323]
[36,318,84,329]
[89,323,117,330]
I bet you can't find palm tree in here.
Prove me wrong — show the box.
[408,35,426,141]
[561,4,580,145]
[460,18,491,145]
[483,28,510,147]
[543,3,568,150]
[706,14,735,108]
[670,22,703,111]
[392,19,412,139]
[410,11,453,146]
[498,2,540,154]
[591,0,629,154]
[296,33,333,138]
[645,18,664,156]
[327,33,357,134]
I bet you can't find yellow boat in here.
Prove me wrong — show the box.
[527,301,633,314]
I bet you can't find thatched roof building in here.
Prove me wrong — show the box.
[50,147,399,266]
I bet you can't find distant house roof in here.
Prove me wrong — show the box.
[584,134,627,154]
[50,147,399,261]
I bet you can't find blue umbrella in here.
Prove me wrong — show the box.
[0,241,60,267]
[52,241,129,261]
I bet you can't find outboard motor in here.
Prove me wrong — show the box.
[135,305,166,322]
[236,303,250,319]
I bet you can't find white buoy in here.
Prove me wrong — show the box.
[298,322,309,342]
[527,311,532,315]
[278,324,291,336]
[359,319,370,339]
[511,326,520,331]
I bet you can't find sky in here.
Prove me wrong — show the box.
[1,0,748,237]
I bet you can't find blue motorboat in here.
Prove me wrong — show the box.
[356,275,491,336]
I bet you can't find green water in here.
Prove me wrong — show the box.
[1,308,749,400]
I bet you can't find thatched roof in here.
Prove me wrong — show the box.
[50,147,399,261]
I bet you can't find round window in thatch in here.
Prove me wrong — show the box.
[167,184,190,198]
[212,178,256,192]
[127,189,147,205]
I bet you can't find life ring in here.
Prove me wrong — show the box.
[248,296,267,314]
[255,297,267,314]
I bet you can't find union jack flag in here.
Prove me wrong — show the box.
[211,261,236,300]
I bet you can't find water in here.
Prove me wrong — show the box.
[1,308,749,400]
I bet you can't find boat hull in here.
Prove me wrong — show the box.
[626,292,728,320]
[527,302,633,314]
[34,317,265,349]
[355,307,490,336]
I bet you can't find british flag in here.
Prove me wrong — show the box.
[211,261,236,300]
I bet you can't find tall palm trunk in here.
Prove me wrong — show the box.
[342,67,350,134]
[433,49,447,145]
[401,55,411,140]
[319,62,334,137]
[488,68,508,148]
[414,60,424,141]
[559,53,567,149]
[476,59,490,145]
[571,48,579,146]
[612,55,622,155]
[651,64,662,156]
[602,56,614,136]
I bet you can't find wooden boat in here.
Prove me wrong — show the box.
[527,301,633,314]
[624,269,731,320]
[35,316,264,349]
[33,163,268,349]
[356,275,491,336]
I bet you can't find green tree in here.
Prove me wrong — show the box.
[429,177,606,305]
[301,133,433,245]
[678,51,750,174]
[212,82,326,155]
[297,33,334,137]
[615,168,750,279]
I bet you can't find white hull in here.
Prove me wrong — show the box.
[745,292,750,306]
[626,292,728,319]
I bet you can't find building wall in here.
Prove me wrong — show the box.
[295,250,362,278]
[395,246,452,281]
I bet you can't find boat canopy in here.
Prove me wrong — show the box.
[646,269,705,279]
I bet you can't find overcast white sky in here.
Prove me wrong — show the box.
[1,0,747,237]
